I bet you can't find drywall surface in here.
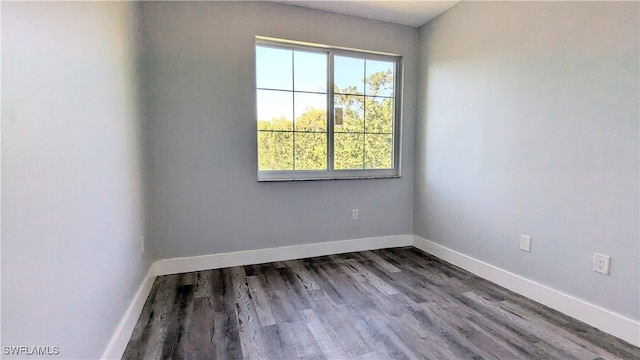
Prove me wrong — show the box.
[140,2,418,259]
[415,1,639,320]
[2,2,150,358]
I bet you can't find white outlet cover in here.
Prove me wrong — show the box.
[593,253,610,275]
[520,235,531,252]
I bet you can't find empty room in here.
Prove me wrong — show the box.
[2,1,639,359]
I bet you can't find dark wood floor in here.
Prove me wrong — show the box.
[123,247,640,359]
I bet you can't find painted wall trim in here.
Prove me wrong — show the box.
[102,234,638,359]
[101,234,411,359]
[152,235,413,276]
[412,235,640,347]
[101,268,157,359]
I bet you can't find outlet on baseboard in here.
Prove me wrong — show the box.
[520,235,532,252]
[593,253,610,275]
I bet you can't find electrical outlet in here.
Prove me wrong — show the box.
[593,253,610,275]
[352,209,359,220]
[140,236,145,254]
[520,235,531,252]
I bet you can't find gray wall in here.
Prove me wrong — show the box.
[2,2,150,358]
[140,2,418,259]
[415,1,639,320]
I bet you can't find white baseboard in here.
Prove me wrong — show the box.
[101,234,411,359]
[103,233,638,360]
[101,268,156,360]
[152,234,413,276]
[412,235,640,347]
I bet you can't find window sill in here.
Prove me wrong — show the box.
[258,171,401,182]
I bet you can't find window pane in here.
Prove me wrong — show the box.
[256,46,292,90]
[334,56,364,95]
[365,134,393,169]
[256,40,400,180]
[294,51,327,93]
[365,59,394,97]
[365,96,393,134]
[294,133,327,170]
[257,90,293,131]
[258,131,293,170]
[334,133,364,170]
[334,95,364,133]
[295,93,326,132]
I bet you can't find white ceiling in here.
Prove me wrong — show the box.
[276,1,459,27]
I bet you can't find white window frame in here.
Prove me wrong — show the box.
[256,36,403,182]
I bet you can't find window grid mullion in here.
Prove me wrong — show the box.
[258,87,326,95]
[362,60,367,169]
[291,51,296,170]
[327,51,335,172]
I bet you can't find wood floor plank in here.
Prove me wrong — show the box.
[246,275,276,327]
[412,302,495,359]
[441,298,546,359]
[344,258,399,296]
[260,324,288,359]
[229,267,268,360]
[346,301,418,360]
[261,269,304,324]
[356,350,390,360]
[178,296,214,359]
[312,297,373,357]
[210,309,242,359]
[208,269,229,313]
[462,291,603,359]
[301,260,345,306]
[161,282,194,359]
[498,299,626,360]
[300,308,341,355]
[121,276,165,359]
[361,250,401,274]
[123,247,640,360]
[276,266,314,311]
[277,321,323,358]
[136,275,180,359]
[285,259,321,291]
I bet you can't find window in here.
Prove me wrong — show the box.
[256,37,402,181]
